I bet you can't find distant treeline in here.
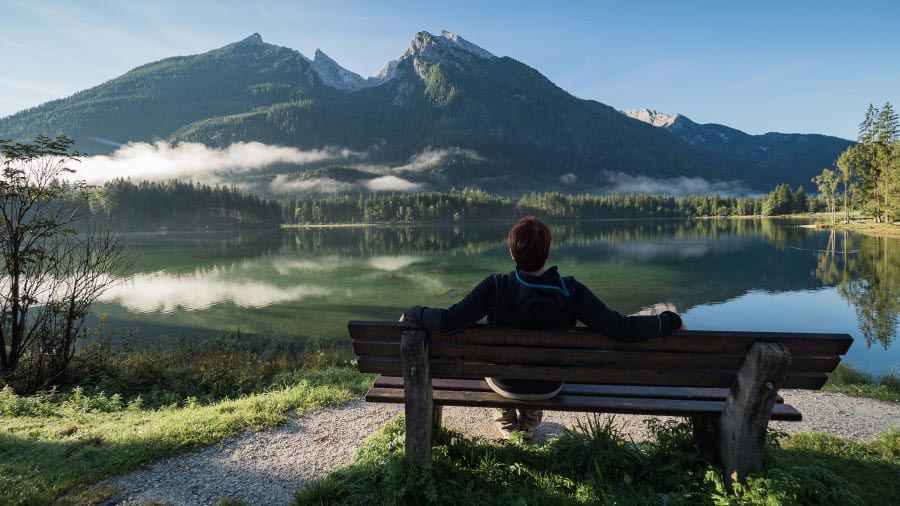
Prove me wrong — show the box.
[85,180,827,230]
[89,180,282,229]
[287,187,821,224]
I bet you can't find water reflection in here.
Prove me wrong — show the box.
[100,270,330,313]
[815,230,900,349]
[96,219,897,373]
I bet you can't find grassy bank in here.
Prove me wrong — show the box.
[0,335,371,505]
[814,220,900,237]
[824,363,900,402]
[298,417,899,505]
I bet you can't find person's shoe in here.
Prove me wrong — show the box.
[519,410,543,441]
[493,408,519,440]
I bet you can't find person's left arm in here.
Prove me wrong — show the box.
[402,275,496,334]
[573,281,683,342]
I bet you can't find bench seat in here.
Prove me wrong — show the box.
[368,376,801,421]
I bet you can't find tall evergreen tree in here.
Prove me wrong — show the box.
[793,186,808,213]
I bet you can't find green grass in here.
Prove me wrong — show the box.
[0,367,371,505]
[297,417,900,505]
[816,220,900,237]
[824,363,900,402]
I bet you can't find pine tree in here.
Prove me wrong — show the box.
[859,103,878,144]
[793,186,808,214]
[871,102,899,222]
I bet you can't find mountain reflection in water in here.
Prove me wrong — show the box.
[92,219,898,374]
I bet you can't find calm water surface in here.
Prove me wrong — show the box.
[94,219,899,375]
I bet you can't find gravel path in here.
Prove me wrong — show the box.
[104,391,898,505]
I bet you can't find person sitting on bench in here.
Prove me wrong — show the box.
[400,216,685,440]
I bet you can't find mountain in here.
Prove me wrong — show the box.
[623,108,854,188]
[0,31,852,193]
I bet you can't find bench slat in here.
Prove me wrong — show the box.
[353,341,840,373]
[372,376,785,403]
[357,357,827,389]
[364,387,803,422]
[348,322,852,356]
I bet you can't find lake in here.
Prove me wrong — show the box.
[93,219,899,376]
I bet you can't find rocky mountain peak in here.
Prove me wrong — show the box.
[236,33,265,46]
[308,49,371,92]
[622,108,681,127]
[405,30,496,62]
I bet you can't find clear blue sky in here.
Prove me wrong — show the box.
[2,0,897,139]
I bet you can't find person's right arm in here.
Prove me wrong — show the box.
[573,281,682,342]
[402,275,496,334]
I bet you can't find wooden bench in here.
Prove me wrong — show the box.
[350,321,852,484]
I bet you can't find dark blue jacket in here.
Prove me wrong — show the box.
[403,266,682,395]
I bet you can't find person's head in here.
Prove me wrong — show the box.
[508,216,551,273]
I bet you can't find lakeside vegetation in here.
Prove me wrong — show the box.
[824,363,900,402]
[812,102,900,225]
[297,416,899,505]
[0,334,370,504]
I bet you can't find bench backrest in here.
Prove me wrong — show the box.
[349,321,852,389]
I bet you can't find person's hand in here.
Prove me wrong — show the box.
[398,313,406,322]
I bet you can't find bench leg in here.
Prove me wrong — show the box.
[432,404,443,441]
[719,342,790,488]
[400,329,433,464]
[691,415,720,464]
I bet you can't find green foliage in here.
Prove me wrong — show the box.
[0,136,127,389]
[834,103,900,223]
[89,179,283,230]
[0,332,371,505]
[287,189,786,224]
[0,368,367,505]
[297,417,898,505]
[824,363,900,402]
[54,329,358,408]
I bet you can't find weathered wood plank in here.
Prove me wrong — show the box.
[353,341,840,372]
[364,387,803,421]
[371,376,785,403]
[356,357,827,389]
[349,322,853,355]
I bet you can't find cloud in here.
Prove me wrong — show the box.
[600,172,749,196]
[269,175,356,194]
[71,141,357,185]
[67,142,476,194]
[391,147,482,172]
[268,174,423,194]
[363,175,423,192]
[559,173,578,185]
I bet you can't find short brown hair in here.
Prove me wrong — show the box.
[509,217,551,272]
